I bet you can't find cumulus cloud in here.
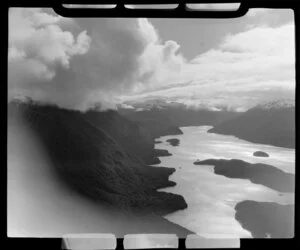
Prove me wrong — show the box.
[124,22,295,111]
[137,21,185,91]
[8,8,91,104]
[8,9,184,110]
[8,8,295,111]
[9,8,90,74]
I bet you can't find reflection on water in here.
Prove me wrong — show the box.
[154,126,295,239]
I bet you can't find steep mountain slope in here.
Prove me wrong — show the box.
[8,102,187,216]
[83,109,158,165]
[208,101,295,148]
[119,102,238,137]
[8,120,192,237]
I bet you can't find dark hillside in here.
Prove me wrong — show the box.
[83,110,156,165]
[8,102,187,216]
[209,104,295,148]
[119,105,237,138]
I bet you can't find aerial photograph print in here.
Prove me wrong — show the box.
[7,5,295,245]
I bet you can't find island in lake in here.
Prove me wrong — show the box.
[150,149,173,165]
[235,200,294,238]
[253,151,269,157]
[194,158,295,238]
[194,159,294,192]
[166,138,180,146]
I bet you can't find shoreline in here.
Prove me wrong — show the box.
[234,200,294,238]
[155,127,294,238]
[147,135,194,236]
[10,101,294,239]
[194,158,295,193]
[207,129,295,150]
[8,102,193,236]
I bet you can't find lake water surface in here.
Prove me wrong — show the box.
[154,126,295,239]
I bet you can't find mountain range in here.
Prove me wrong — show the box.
[7,97,294,236]
[118,100,238,135]
[208,100,295,148]
[120,99,295,149]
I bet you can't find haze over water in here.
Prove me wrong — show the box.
[154,126,295,238]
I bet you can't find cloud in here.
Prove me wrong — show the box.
[124,22,295,111]
[8,8,90,71]
[137,30,185,91]
[8,8,91,103]
[8,9,295,111]
[8,9,184,110]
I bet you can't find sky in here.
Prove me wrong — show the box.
[8,7,295,111]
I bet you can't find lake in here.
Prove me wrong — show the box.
[153,126,295,239]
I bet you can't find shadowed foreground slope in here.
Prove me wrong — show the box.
[8,115,193,237]
[8,102,188,218]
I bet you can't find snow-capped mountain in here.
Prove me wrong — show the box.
[120,99,185,111]
[256,99,295,110]
[209,99,295,148]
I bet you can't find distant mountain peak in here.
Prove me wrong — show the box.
[121,99,185,111]
[255,99,295,110]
